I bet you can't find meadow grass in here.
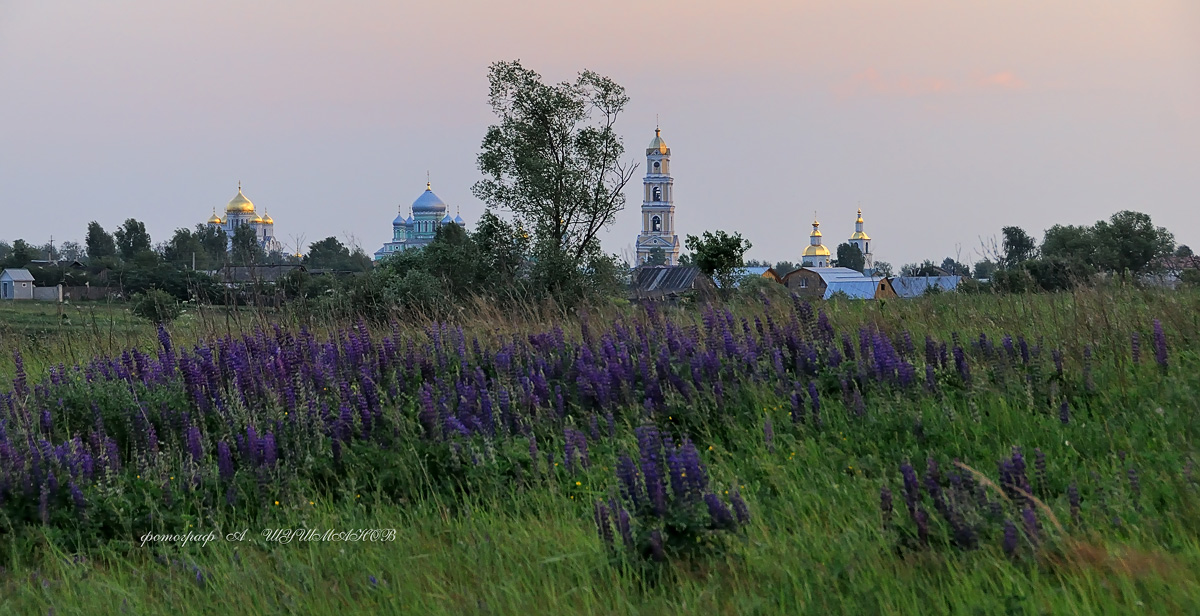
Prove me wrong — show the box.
[0,285,1197,615]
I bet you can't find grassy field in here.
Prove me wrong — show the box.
[0,286,1197,614]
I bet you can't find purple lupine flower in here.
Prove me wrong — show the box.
[1021,506,1039,545]
[1059,400,1070,425]
[617,454,641,509]
[1128,467,1141,505]
[69,481,86,515]
[186,426,203,462]
[217,441,234,480]
[1052,349,1063,377]
[705,493,735,529]
[790,390,803,425]
[1002,519,1019,557]
[953,346,970,384]
[1153,319,1168,370]
[594,501,614,548]
[914,508,930,545]
[880,486,893,528]
[924,364,937,393]
[730,487,750,525]
[616,506,634,549]
[262,432,277,467]
[763,417,775,452]
[1131,332,1141,365]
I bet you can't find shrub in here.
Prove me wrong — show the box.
[131,288,182,323]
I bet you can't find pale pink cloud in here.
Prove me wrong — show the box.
[974,70,1029,90]
[833,68,1029,99]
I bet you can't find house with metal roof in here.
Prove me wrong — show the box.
[630,266,714,301]
[0,269,36,300]
[781,266,895,299]
[890,276,962,298]
[824,277,897,300]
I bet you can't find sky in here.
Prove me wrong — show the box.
[1,0,1197,267]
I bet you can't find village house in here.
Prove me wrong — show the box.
[0,269,35,300]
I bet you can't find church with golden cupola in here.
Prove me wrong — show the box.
[204,183,283,254]
[802,218,831,267]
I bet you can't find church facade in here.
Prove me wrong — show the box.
[205,184,282,253]
[635,128,680,266]
[375,182,465,261]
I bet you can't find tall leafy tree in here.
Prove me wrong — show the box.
[85,221,117,260]
[58,241,84,262]
[4,239,35,267]
[684,230,752,291]
[1040,224,1096,264]
[162,228,209,269]
[1001,226,1037,268]
[114,218,152,260]
[305,237,352,270]
[194,224,228,268]
[231,225,264,266]
[940,257,971,276]
[972,259,998,280]
[1091,210,1174,276]
[835,243,865,272]
[473,60,637,264]
[471,209,529,284]
[644,247,668,267]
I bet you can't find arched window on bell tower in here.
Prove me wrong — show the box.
[652,215,661,232]
[652,186,662,201]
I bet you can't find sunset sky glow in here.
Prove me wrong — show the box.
[1,0,1197,265]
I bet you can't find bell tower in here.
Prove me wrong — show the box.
[635,126,680,265]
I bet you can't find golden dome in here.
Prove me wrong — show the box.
[225,187,255,213]
[251,214,264,223]
[207,209,223,224]
[856,208,864,224]
[850,231,871,240]
[809,220,822,238]
[803,244,831,257]
[648,128,668,155]
[261,212,274,224]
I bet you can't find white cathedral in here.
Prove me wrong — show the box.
[205,184,283,254]
[635,128,680,265]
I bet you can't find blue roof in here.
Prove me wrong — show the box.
[412,187,447,213]
[891,276,962,297]
[824,279,882,300]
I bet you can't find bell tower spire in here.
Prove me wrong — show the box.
[635,126,680,266]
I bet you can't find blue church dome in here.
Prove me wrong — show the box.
[441,214,454,225]
[454,215,465,226]
[412,183,448,214]
[393,213,407,225]
[405,215,414,226]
